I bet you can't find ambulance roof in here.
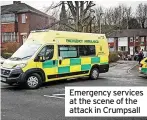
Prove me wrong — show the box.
[25,30,107,45]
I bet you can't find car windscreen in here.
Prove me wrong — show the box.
[10,44,41,60]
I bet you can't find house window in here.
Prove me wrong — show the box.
[1,14,15,23]
[21,14,26,23]
[135,36,139,42]
[2,32,17,42]
[136,36,139,39]
[130,37,133,42]
[119,46,127,51]
[141,37,144,42]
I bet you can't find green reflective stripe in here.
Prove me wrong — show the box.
[58,66,70,74]
[141,68,147,73]
[91,57,100,64]
[70,58,81,65]
[81,64,91,71]
[100,62,108,65]
[43,60,58,68]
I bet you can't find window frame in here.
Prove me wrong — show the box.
[37,45,54,61]
[141,37,144,42]
[79,45,96,57]
[58,45,78,59]
[2,32,15,42]
[21,14,26,23]
[130,37,133,42]
[58,45,96,58]
[1,14,15,23]
[120,46,126,51]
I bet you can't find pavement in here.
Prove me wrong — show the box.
[1,61,147,120]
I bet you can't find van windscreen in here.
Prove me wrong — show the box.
[10,44,41,60]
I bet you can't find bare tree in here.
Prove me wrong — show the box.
[59,1,68,30]
[41,2,60,30]
[44,2,61,19]
[136,3,147,28]
[94,6,104,32]
[44,1,146,34]
[66,1,96,32]
[124,6,132,29]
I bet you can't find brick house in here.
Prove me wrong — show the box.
[1,1,56,45]
[107,29,147,55]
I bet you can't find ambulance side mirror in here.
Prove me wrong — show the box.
[59,57,63,65]
[145,59,147,63]
[34,55,45,62]
[39,56,45,62]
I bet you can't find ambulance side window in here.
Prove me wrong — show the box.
[58,45,78,58]
[79,45,95,56]
[38,45,54,60]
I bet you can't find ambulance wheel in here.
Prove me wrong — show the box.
[25,73,42,89]
[90,68,99,80]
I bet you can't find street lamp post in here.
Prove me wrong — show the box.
[100,13,103,34]
[134,35,136,55]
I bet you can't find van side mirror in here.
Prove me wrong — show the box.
[34,55,45,62]
[39,56,45,62]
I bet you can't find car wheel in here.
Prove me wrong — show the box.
[25,73,42,89]
[90,68,99,80]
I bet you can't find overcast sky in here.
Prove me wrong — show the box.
[1,0,147,13]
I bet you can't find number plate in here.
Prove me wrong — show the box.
[1,77,6,82]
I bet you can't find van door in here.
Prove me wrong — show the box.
[58,45,81,77]
[36,45,58,82]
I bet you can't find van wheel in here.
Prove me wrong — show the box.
[90,68,99,80]
[25,73,42,89]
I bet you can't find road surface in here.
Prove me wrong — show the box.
[1,61,147,120]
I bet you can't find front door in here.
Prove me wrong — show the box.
[130,47,133,55]
[22,35,27,43]
[36,45,58,82]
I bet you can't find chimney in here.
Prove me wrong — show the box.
[13,1,21,4]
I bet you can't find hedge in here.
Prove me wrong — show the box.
[109,52,119,63]
[1,53,13,59]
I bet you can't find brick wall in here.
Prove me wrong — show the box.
[30,13,48,31]
[1,23,15,32]
[17,12,51,44]
[17,13,30,44]
[1,12,55,45]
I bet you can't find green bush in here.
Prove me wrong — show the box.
[1,53,13,59]
[109,52,119,63]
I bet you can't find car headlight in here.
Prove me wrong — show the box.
[14,63,27,69]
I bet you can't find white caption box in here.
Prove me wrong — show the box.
[65,86,147,117]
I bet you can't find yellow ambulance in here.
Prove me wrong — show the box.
[139,57,147,76]
[1,30,109,89]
